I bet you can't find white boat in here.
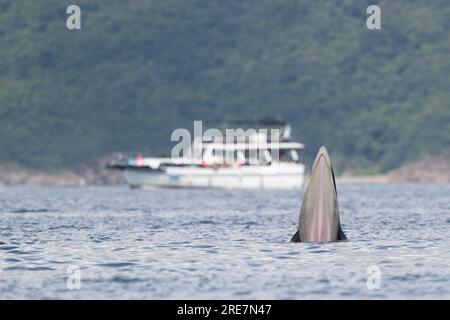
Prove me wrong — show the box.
[108,121,305,189]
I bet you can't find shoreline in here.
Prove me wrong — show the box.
[0,162,124,188]
[336,174,391,185]
[0,156,449,187]
[338,156,450,185]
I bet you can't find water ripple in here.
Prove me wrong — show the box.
[0,185,449,299]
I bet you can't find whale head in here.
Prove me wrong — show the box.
[291,146,347,243]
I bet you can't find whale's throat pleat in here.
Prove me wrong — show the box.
[311,157,330,242]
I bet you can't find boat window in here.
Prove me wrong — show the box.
[249,149,260,165]
[244,150,250,163]
[291,150,299,162]
[280,149,300,163]
[203,148,223,164]
[237,151,245,164]
[225,150,235,164]
[213,148,225,163]
[261,149,272,164]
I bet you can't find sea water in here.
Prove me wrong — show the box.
[0,185,449,299]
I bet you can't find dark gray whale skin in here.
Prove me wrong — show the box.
[291,147,347,243]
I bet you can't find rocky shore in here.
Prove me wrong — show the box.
[387,156,450,184]
[338,156,450,184]
[0,157,124,187]
[0,156,448,187]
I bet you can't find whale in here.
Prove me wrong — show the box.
[291,146,347,242]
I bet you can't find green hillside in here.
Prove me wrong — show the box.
[0,0,449,173]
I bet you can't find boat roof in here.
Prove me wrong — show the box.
[203,142,304,150]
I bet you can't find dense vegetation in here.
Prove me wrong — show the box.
[0,0,449,173]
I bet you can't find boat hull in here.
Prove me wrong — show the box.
[123,165,305,189]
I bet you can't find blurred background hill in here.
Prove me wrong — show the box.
[0,0,449,179]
